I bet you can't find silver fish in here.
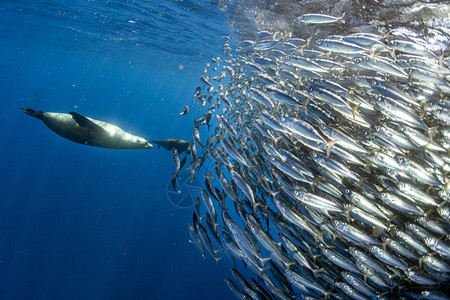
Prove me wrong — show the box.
[298,12,345,24]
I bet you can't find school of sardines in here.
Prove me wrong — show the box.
[184,25,450,299]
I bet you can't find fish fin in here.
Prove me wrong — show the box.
[444,181,450,194]
[21,107,44,120]
[259,266,271,276]
[439,49,444,66]
[352,103,361,120]
[389,47,397,60]
[365,161,374,174]
[274,136,283,145]
[428,126,439,142]
[214,256,224,266]
[387,220,398,232]
[312,268,324,278]
[305,37,312,48]
[69,112,103,133]
[418,256,425,268]
[326,139,340,157]
[408,68,416,85]
[252,202,260,214]
[310,177,321,193]
[349,86,357,100]
[284,261,297,269]
[381,239,388,252]
[302,98,310,115]
[345,204,353,222]
[259,257,271,267]
[314,233,324,244]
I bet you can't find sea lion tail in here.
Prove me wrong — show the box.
[21,107,44,120]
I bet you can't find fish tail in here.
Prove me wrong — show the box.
[352,103,361,120]
[284,261,296,269]
[302,98,310,115]
[259,257,271,267]
[21,107,44,120]
[365,161,374,174]
[418,256,425,268]
[259,266,270,275]
[214,256,224,265]
[326,139,340,157]
[312,268,325,278]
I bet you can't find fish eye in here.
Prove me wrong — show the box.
[345,189,350,194]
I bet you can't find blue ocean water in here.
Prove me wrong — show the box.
[3,1,450,299]
[0,1,236,299]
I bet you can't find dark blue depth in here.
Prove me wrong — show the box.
[0,1,234,299]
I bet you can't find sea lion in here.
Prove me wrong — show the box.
[150,139,190,153]
[21,108,152,149]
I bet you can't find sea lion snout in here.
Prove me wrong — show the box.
[135,137,152,148]
[141,140,153,148]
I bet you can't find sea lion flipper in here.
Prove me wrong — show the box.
[69,112,104,133]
